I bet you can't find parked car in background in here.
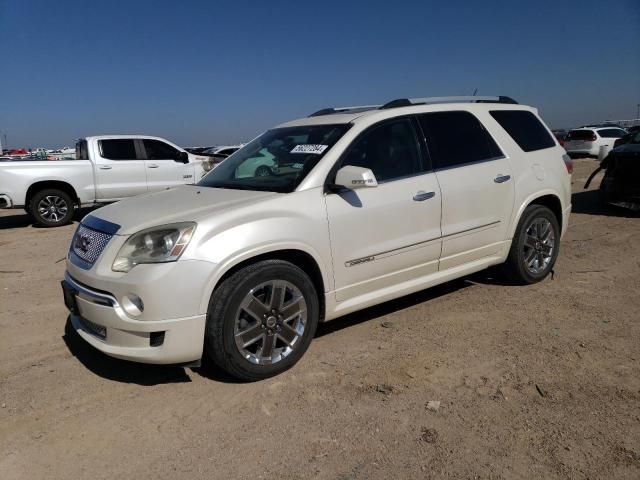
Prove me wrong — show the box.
[201,145,243,158]
[185,146,215,155]
[564,127,627,158]
[585,130,640,210]
[0,135,210,227]
[552,129,568,146]
[613,125,640,148]
[61,95,571,381]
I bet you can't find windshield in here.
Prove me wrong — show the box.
[197,124,351,192]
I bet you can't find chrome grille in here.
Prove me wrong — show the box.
[71,224,113,264]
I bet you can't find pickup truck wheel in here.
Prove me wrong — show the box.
[29,189,75,227]
[205,259,319,381]
[502,205,560,285]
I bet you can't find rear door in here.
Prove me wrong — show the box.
[141,139,195,192]
[418,111,514,270]
[94,139,148,200]
[325,117,442,302]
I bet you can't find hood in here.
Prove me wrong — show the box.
[87,185,279,235]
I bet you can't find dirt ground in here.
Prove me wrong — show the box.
[0,158,639,479]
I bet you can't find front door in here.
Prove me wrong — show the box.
[418,111,515,270]
[141,139,195,192]
[325,118,442,303]
[94,138,148,201]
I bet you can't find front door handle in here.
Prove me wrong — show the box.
[413,191,435,201]
[98,165,112,170]
[494,174,511,183]
[147,164,159,169]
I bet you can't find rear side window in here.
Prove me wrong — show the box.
[418,111,503,169]
[598,128,626,138]
[567,130,595,141]
[99,139,137,160]
[75,139,89,160]
[489,110,556,152]
[143,139,180,160]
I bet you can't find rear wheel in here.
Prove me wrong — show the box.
[205,260,319,381]
[502,205,560,284]
[29,189,75,227]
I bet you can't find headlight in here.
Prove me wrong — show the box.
[112,223,196,273]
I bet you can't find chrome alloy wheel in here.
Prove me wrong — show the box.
[523,217,555,275]
[234,280,307,365]
[37,195,68,223]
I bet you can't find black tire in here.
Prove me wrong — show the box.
[29,189,75,227]
[254,165,273,177]
[205,259,319,381]
[502,205,560,285]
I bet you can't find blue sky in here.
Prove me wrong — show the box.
[1,0,639,148]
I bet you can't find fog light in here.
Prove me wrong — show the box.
[122,294,144,317]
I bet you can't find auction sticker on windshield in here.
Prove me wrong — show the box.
[291,144,328,154]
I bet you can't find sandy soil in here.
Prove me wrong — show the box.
[0,158,639,479]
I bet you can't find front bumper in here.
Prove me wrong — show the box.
[62,272,206,364]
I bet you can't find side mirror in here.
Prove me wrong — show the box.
[176,151,189,163]
[332,165,378,190]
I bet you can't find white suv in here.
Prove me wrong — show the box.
[62,96,572,381]
[563,126,627,158]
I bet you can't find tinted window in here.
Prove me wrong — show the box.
[99,139,137,160]
[143,139,180,160]
[418,111,503,169]
[489,110,556,152]
[567,130,595,141]
[598,128,626,138]
[341,119,423,182]
[75,139,89,160]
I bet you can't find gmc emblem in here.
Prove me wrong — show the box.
[75,234,91,253]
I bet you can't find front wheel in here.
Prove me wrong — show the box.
[204,260,319,381]
[502,205,560,285]
[29,189,75,227]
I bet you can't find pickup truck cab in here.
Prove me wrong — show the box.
[0,135,210,227]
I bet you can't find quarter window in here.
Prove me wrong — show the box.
[143,139,180,160]
[99,139,137,160]
[341,119,423,182]
[489,110,556,152]
[418,111,503,169]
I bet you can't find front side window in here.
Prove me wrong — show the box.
[143,139,180,160]
[598,128,626,138]
[340,118,423,182]
[489,110,556,152]
[99,139,137,160]
[198,124,350,193]
[418,111,503,169]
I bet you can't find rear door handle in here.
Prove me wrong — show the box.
[413,191,435,201]
[98,165,112,170]
[147,164,159,168]
[494,174,511,183]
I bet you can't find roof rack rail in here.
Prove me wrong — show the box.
[308,105,381,117]
[379,95,518,109]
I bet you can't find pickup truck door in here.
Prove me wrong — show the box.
[94,139,148,201]
[325,118,442,303]
[417,111,515,270]
[141,139,196,192]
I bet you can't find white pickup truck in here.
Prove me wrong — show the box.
[0,135,212,226]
